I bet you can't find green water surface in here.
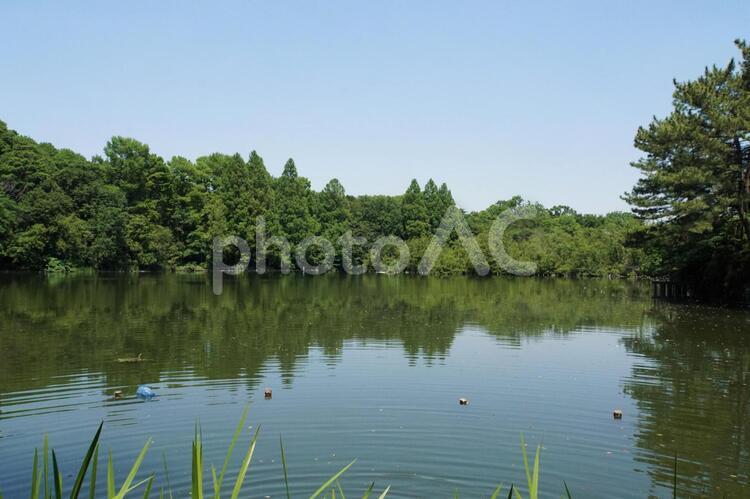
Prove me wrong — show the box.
[0,274,748,498]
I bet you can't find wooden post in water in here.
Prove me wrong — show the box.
[653,280,691,301]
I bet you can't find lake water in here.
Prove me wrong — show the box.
[0,274,748,498]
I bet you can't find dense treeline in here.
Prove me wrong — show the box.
[625,40,750,303]
[0,119,643,276]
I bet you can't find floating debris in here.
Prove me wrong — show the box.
[613,409,623,419]
[458,398,469,406]
[136,385,156,399]
[113,390,123,400]
[116,353,144,364]
[264,387,273,399]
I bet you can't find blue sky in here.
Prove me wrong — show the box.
[1,1,748,213]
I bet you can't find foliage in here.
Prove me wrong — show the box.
[625,39,750,302]
[0,119,642,277]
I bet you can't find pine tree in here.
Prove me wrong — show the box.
[625,39,750,299]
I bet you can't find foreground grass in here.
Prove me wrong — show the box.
[5,407,575,499]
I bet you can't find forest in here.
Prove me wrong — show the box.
[1,39,748,304]
[0,119,644,277]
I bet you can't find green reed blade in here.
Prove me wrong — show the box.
[336,480,346,499]
[51,450,62,499]
[43,436,50,499]
[211,465,219,499]
[70,422,103,499]
[218,405,250,496]
[142,475,154,499]
[563,481,573,499]
[115,438,152,498]
[280,436,291,499]
[161,453,173,499]
[192,424,203,499]
[520,435,531,497]
[531,443,540,499]
[490,483,504,499]
[376,485,390,499]
[229,426,261,499]
[88,445,99,499]
[309,460,356,499]
[31,448,40,499]
[361,482,374,499]
[121,476,154,496]
[107,452,115,498]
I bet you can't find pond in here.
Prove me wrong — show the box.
[0,274,748,497]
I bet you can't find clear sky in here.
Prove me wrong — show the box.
[1,1,748,213]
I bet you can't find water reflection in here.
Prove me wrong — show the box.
[0,274,748,497]
[622,303,750,497]
[0,274,646,393]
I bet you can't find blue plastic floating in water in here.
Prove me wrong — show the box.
[136,385,156,399]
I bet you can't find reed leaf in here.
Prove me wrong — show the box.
[229,426,260,499]
[309,460,356,499]
[88,445,99,499]
[336,480,346,499]
[51,450,62,499]
[211,466,219,499]
[376,485,390,499]
[361,482,374,499]
[192,424,203,499]
[43,436,49,499]
[563,481,573,499]
[114,438,152,499]
[107,452,115,498]
[280,436,291,499]
[120,476,155,497]
[142,475,154,499]
[70,422,103,499]
[31,448,40,499]
[216,405,250,497]
[519,435,540,499]
[161,453,172,499]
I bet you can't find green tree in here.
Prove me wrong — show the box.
[0,117,646,281]
[275,159,319,244]
[423,179,441,229]
[625,39,750,300]
[316,178,351,241]
[401,179,430,239]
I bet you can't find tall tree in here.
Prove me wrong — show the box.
[316,178,351,241]
[401,179,431,239]
[625,40,750,299]
[246,150,277,238]
[423,179,441,229]
[275,159,319,244]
